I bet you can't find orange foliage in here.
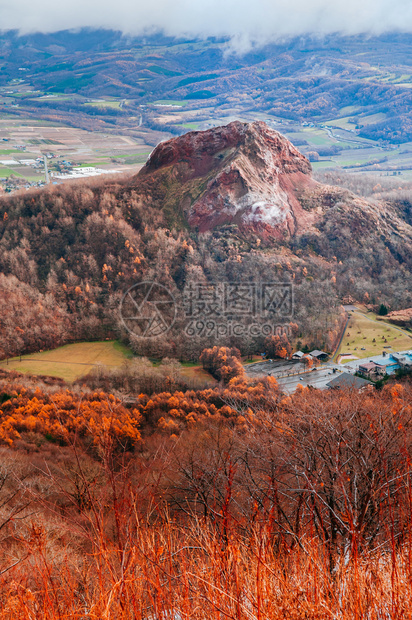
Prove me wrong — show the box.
[0,388,141,449]
[200,346,245,382]
[264,333,292,359]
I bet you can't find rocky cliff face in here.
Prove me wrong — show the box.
[133,121,319,238]
[130,121,412,268]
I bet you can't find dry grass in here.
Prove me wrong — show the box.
[180,364,217,383]
[0,341,131,382]
[2,513,412,619]
[0,378,411,618]
[337,309,412,361]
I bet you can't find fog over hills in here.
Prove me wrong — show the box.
[2,0,412,52]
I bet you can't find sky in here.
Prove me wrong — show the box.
[1,0,412,52]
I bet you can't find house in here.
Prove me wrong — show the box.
[358,361,386,379]
[292,351,305,360]
[310,350,329,361]
[326,373,373,391]
[373,356,399,376]
[391,352,412,370]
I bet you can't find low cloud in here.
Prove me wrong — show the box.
[2,0,412,52]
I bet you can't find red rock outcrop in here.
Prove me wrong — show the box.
[133,121,319,238]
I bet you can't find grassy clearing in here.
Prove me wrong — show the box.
[337,310,412,361]
[311,160,336,169]
[154,100,187,106]
[112,154,150,165]
[147,359,214,383]
[0,341,132,382]
[301,129,331,145]
[329,117,355,130]
[85,101,122,109]
[338,105,360,115]
[0,166,23,177]
[358,113,386,125]
[180,122,201,130]
[148,66,182,77]
[118,151,152,160]
[180,365,216,383]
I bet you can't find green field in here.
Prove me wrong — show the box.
[111,153,150,165]
[154,100,187,106]
[337,310,412,362]
[85,100,122,109]
[328,117,356,130]
[338,105,360,116]
[180,122,201,130]
[0,341,132,382]
[358,113,386,125]
[0,167,23,177]
[310,160,336,169]
[148,66,182,77]
[301,129,331,145]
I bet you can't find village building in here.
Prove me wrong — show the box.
[326,372,373,391]
[358,361,386,379]
[391,352,412,370]
[309,350,329,361]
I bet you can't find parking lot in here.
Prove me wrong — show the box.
[245,359,345,394]
[245,359,303,378]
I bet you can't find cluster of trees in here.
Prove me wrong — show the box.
[0,177,344,360]
[358,112,412,142]
[0,273,69,358]
[0,387,141,451]
[199,346,244,382]
[264,333,292,358]
[77,357,211,395]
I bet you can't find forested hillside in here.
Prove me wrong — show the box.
[0,160,411,359]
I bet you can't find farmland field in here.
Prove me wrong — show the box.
[0,341,132,382]
[84,100,122,109]
[0,117,157,180]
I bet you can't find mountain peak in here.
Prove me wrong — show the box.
[133,121,319,237]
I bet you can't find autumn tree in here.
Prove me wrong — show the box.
[200,346,244,383]
[264,334,292,359]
